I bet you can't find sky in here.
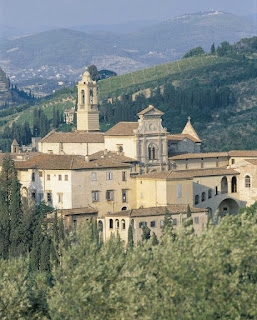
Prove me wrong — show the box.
[1,0,257,29]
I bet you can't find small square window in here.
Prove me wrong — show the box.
[91,173,97,181]
[65,175,68,181]
[31,192,36,200]
[150,221,156,228]
[58,175,62,181]
[122,189,127,203]
[106,190,114,201]
[92,191,100,202]
[173,218,178,226]
[39,171,43,177]
[139,221,147,228]
[47,174,50,181]
[58,193,63,203]
[160,220,164,227]
[31,172,35,181]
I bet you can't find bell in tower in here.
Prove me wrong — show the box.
[76,67,99,131]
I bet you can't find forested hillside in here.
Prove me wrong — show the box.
[2,37,257,151]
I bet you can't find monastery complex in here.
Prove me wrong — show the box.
[3,68,257,243]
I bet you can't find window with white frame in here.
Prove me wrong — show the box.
[106,172,113,180]
[91,172,97,181]
[122,189,127,203]
[92,191,100,202]
[245,175,251,188]
[106,190,114,201]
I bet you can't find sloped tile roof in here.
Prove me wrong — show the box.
[108,205,207,218]
[229,150,257,157]
[15,153,131,170]
[167,134,202,143]
[88,150,137,163]
[137,105,164,116]
[40,130,104,143]
[138,168,239,180]
[169,152,229,160]
[104,122,138,136]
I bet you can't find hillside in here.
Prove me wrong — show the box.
[3,38,257,152]
[1,11,256,95]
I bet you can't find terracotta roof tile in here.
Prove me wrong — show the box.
[169,152,229,160]
[229,150,257,157]
[40,130,104,143]
[138,168,239,180]
[244,159,257,165]
[108,205,207,217]
[88,150,137,163]
[137,105,164,116]
[15,153,131,170]
[167,134,202,143]
[104,122,138,136]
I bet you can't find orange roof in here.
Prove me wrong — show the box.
[88,150,137,163]
[104,122,138,136]
[169,152,229,160]
[181,117,201,141]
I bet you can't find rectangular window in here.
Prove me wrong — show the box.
[38,193,44,202]
[182,218,186,223]
[106,172,113,180]
[173,218,178,226]
[215,186,218,196]
[58,175,62,181]
[47,192,52,203]
[122,189,127,203]
[160,220,164,227]
[31,172,35,181]
[65,175,68,181]
[150,221,156,228]
[122,171,127,181]
[177,184,182,198]
[48,150,53,154]
[194,217,199,224]
[139,221,147,228]
[39,171,43,177]
[31,192,36,200]
[58,193,63,203]
[106,190,114,201]
[232,159,235,165]
[91,172,97,181]
[47,174,50,181]
[60,142,64,150]
[92,191,100,202]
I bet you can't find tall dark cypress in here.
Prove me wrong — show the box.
[127,224,134,250]
[40,237,51,272]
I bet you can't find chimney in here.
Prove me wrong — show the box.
[104,149,108,156]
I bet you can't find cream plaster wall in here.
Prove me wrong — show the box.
[104,136,137,159]
[39,142,105,156]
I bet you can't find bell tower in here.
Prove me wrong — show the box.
[76,67,100,131]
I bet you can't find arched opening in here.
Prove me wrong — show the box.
[121,219,126,230]
[148,144,158,160]
[218,198,240,217]
[81,90,85,105]
[221,177,228,194]
[231,176,237,193]
[201,192,206,202]
[195,195,199,205]
[245,175,251,188]
[109,219,113,229]
[115,219,119,229]
[121,206,127,211]
[208,189,212,199]
[98,220,103,232]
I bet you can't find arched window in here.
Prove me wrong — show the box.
[81,90,85,105]
[122,206,127,211]
[98,220,103,232]
[208,189,212,199]
[195,195,199,205]
[202,192,206,202]
[231,176,237,193]
[115,219,119,229]
[148,143,158,160]
[109,219,113,229]
[221,177,228,194]
[90,89,93,104]
[245,175,251,188]
[121,219,126,230]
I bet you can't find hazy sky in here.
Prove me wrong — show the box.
[1,0,257,28]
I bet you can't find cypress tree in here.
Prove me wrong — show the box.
[40,237,51,272]
[211,43,216,55]
[30,219,43,272]
[9,174,23,257]
[141,225,151,241]
[183,205,194,235]
[127,224,134,250]
[151,232,159,246]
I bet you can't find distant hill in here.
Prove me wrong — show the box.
[1,11,256,92]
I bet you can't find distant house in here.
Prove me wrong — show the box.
[64,107,75,124]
